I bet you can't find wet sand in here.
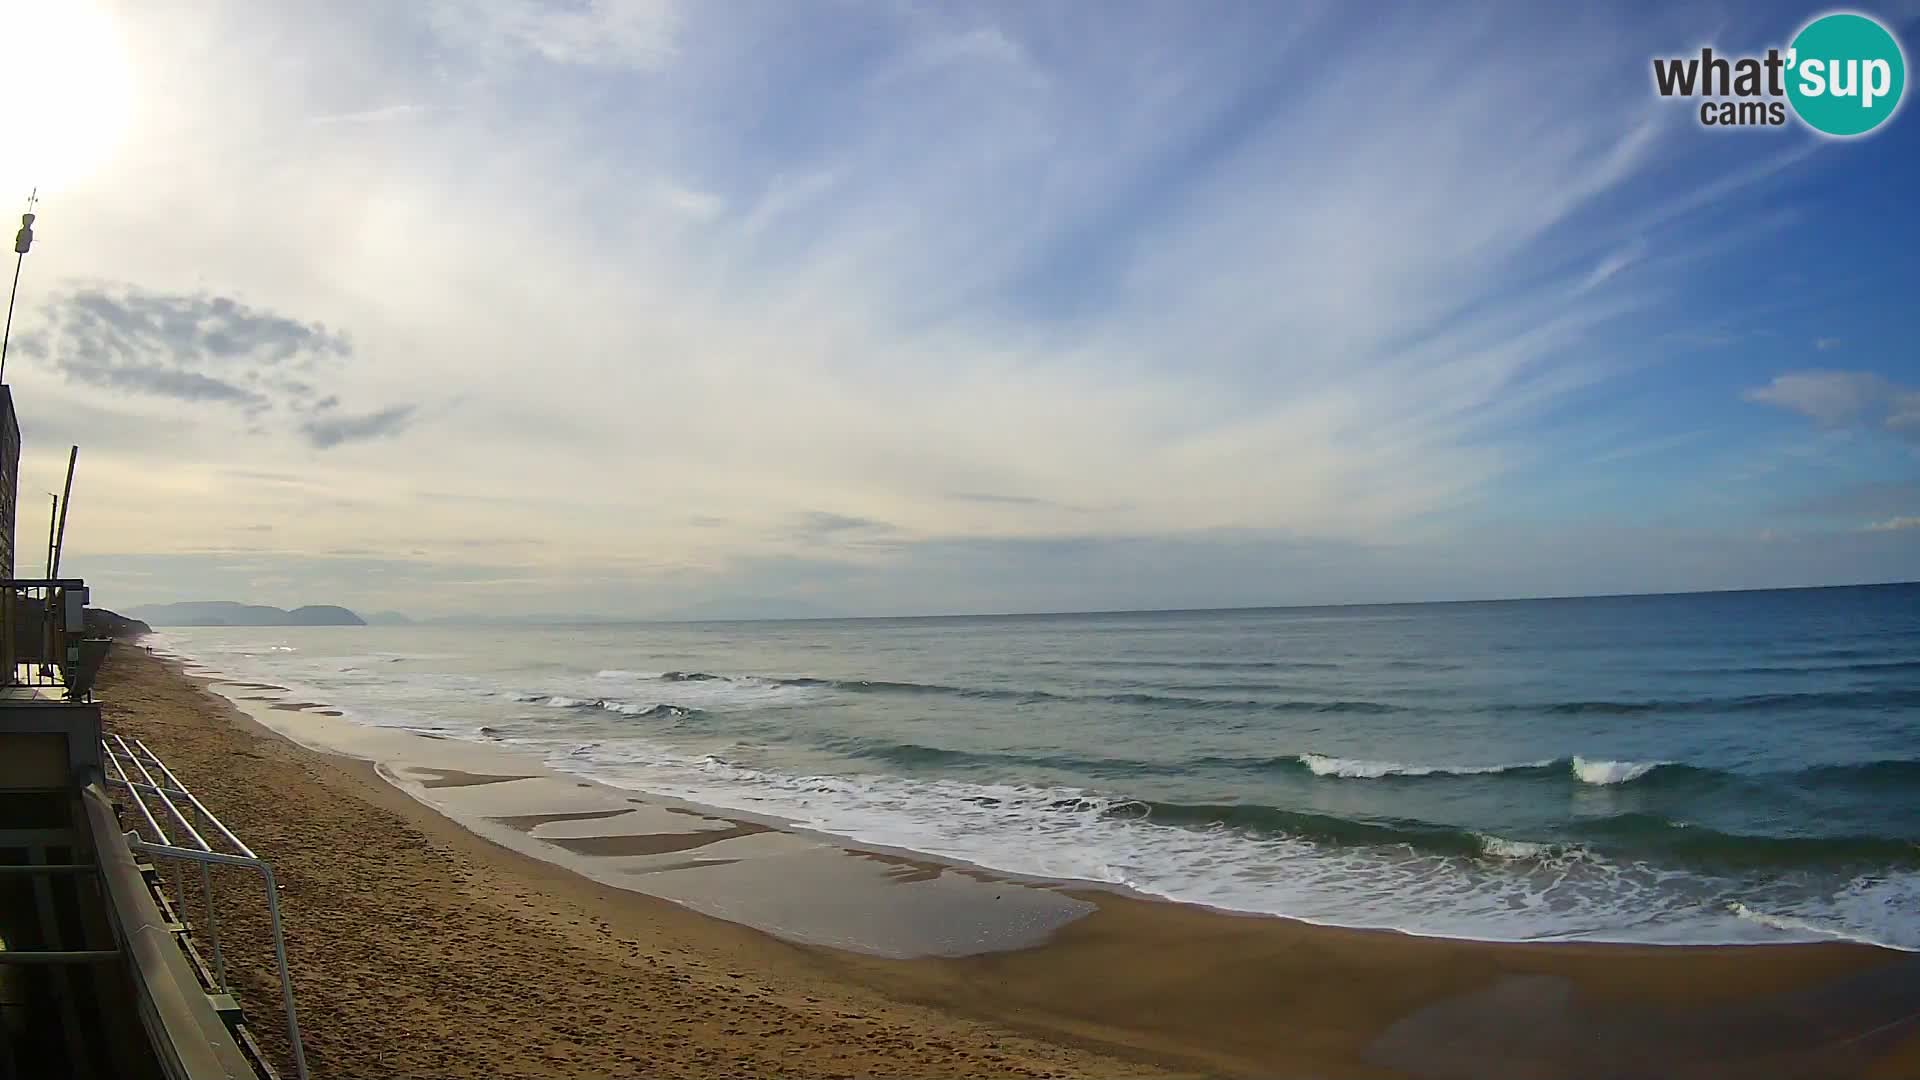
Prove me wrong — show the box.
[97,647,1920,1079]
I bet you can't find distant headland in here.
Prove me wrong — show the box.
[127,601,370,627]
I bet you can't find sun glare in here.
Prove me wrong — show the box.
[0,0,133,196]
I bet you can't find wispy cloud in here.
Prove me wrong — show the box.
[1744,371,1920,443]
[426,0,680,71]
[300,404,418,449]
[1580,240,1648,293]
[20,285,415,448]
[58,361,264,407]
[947,491,1074,509]
[23,0,1899,613]
[1787,482,1920,519]
[1589,429,1712,465]
[1864,516,1920,532]
[792,511,891,536]
[29,286,348,372]
[309,103,426,126]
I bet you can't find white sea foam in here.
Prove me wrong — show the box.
[1727,901,1906,950]
[582,742,1915,948]
[530,737,1751,945]
[1727,875,1920,952]
[1475,834,1553,859]
[152,628,1918,951]
[1571,756,1663,785]
[530,674,820,711]
[1728,902,1834,937]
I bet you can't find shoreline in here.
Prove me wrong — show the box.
[200,663,1908,956]
[147,631,1919,956]
[102,646,1920,1079]
[205,668,1104,961]
[190,648,1911,956]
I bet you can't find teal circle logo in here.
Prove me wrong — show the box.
[1787,12,1907,136]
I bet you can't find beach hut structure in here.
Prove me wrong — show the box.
[0,363,301,1076]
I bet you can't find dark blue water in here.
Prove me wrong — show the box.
[164,583,1920,948]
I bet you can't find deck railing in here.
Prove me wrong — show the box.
[1,577,104,699]
[103,732,308,1080]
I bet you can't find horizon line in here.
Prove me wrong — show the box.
[126,579,1918,627]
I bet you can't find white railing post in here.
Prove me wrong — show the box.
[105,733,310,1080]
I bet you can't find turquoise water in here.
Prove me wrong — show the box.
[158,583,1920,948]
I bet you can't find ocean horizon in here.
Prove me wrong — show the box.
[253,578,1920,627]
[157,581,1920,952]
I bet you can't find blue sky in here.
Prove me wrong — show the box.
[1,0,1915,617]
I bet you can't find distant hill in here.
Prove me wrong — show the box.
[365,610,413,625]
[127,601,367,627]
[85,607,152,640]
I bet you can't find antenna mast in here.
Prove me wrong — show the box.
[51,445,75,579]
[0,188,36,385]
[44,493,56,578]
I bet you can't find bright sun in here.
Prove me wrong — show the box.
[0,0,133,197]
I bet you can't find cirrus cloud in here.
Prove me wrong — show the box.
[15,0,1912,615]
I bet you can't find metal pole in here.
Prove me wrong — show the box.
[128,840,312,1080]
[111,734,206,850]
[0,249,24,384]
[124,738,233,990]
[44,493,59,682]
[258,862,310,1080]
[0,191,37,385]
[29,843,95,1075]
[51,445,76,578]
[133,738,256,856]
[0,950,120,965]
[199,862,227,991]
[103,742,169,844]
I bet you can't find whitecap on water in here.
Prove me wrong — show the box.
[1571,756,1664,785]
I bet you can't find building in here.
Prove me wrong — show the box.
[0,382,298,1078]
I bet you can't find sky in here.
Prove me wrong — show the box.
[0,0,1915,619]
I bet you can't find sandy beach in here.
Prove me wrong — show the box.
[96,645,1920,1080]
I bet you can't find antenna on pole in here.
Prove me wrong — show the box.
[0,188,37,386]
[44,492,56,579]
[51,445,75,579]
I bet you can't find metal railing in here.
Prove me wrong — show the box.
[1,576,100,698]
[103,732,309,1080]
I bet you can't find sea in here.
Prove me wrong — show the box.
[152,583,1920,951]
